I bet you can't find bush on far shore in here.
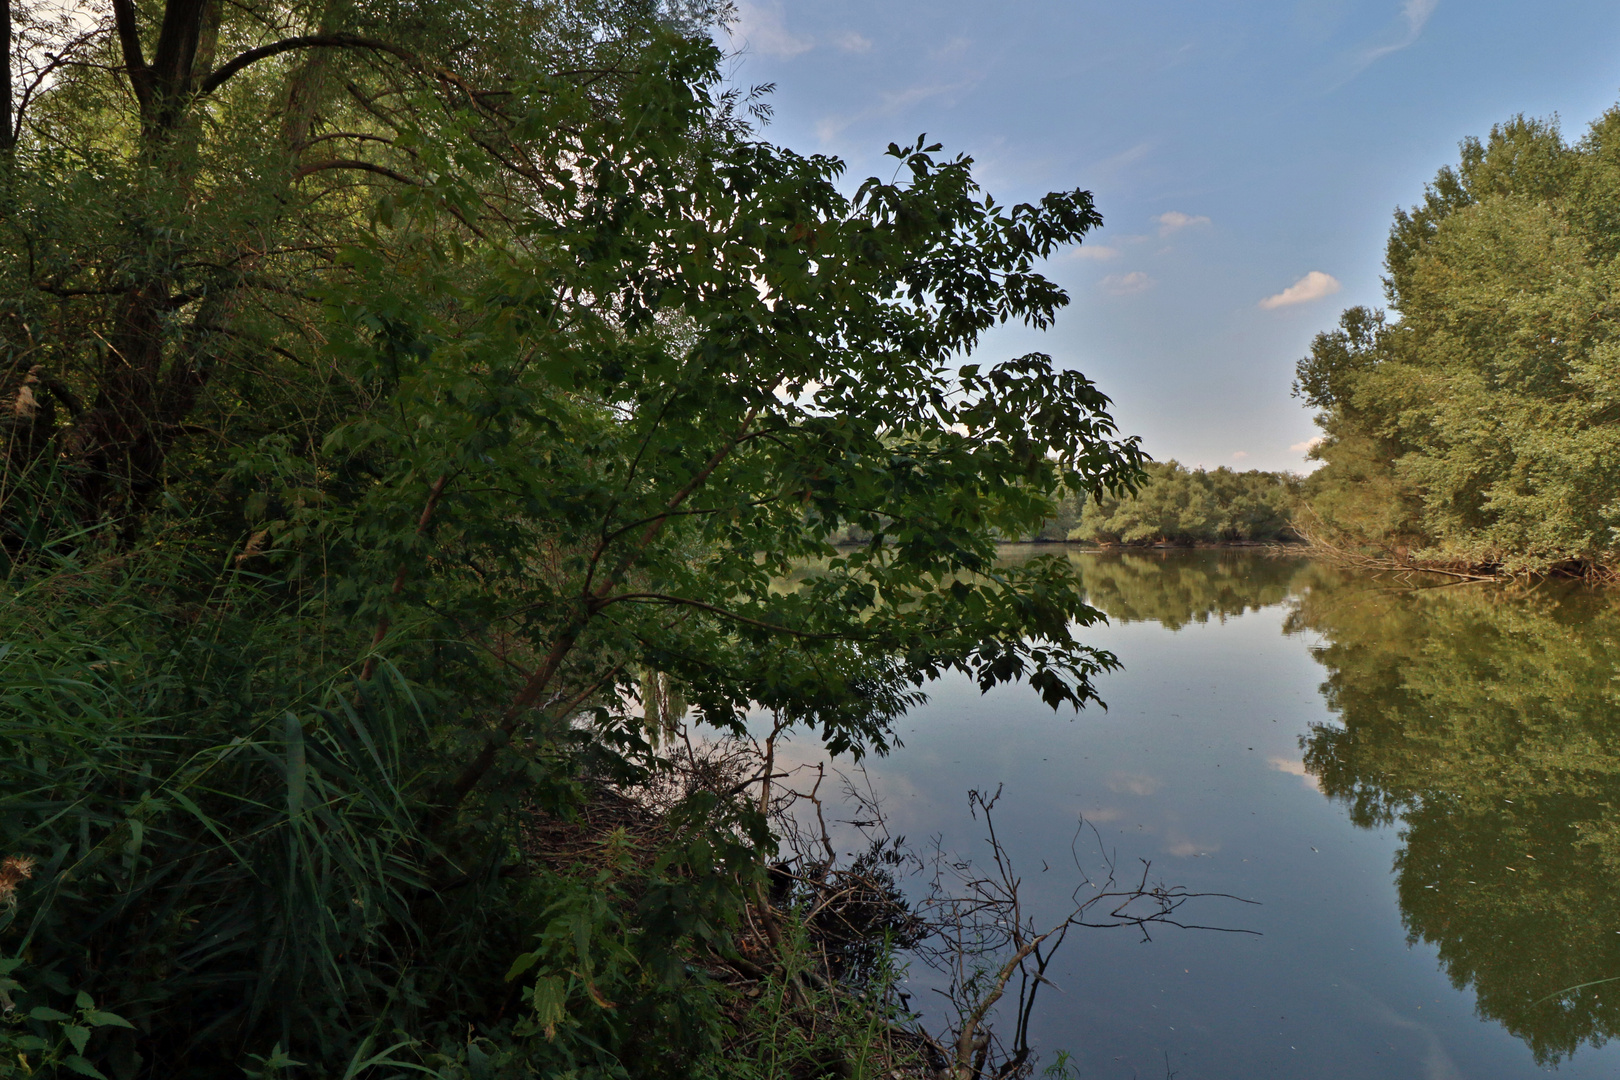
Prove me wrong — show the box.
[1042,461,1301,546]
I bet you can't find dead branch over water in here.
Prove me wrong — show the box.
[529,725,1260,1080]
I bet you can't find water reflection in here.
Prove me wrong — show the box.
[1282,571,1620,1065]
[1008,550,1620,1065]
[1002,545,1310,628]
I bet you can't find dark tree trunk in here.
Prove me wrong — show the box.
[2,0,12,153]
[64,0,215,524]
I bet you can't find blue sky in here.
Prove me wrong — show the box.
[720,1,1620,472]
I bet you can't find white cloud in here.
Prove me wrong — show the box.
[1268,756,1323,791]
[1156,210,1211,236]
[1231,450,1249,461]
[1107,771,1162,796]
[1358,0,1439,68]
[1070,244,1120,262]
[836,31,873,54]
[1291,435,1326,454]
[1259,270,1341,310]
[1101,270,1154,296]
[728,2,812,59]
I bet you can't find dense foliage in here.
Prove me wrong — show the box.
[1296,107,1620,573]
[1053,461,1298,546]
[0,1,1141,1077]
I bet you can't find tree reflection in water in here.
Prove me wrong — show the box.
[999,546,1311,629]
[1283,569,1620,1066]
[1007,548,1620,1065]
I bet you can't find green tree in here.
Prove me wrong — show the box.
[0,0,723,528]
[1067,460,1298,546]
[0,11,1143,1077]
[1297,111,1620,572]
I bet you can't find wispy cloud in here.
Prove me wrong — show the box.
[1357,0,1439,69]
[1083,141,1154,183]
[1107,771,1162,797]
[1232,450,1249,461]
[836,31,873,54]
[1260,270,1341,310]
[1290,435,1326,454]
[1157,210,1211,237]
[815,76,980,143]
[729,1,812,59]
[1101,271,1154,296]
[1360,993,1464,1080]
[1070,243,1121,262]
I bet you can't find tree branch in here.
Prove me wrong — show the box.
[198,33,415,96]
[358,473,450,684]
[110,0,152,110]
[291,158,419,185]
[446,408,767,814]
[596,593,850,640]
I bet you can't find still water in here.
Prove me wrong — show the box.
[816,549,1620,1078]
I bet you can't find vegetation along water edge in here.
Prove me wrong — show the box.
[4,2,1620,1079]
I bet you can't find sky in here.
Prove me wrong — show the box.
[718,1,1620,472]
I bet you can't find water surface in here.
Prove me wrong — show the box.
[816,549,1620,1077]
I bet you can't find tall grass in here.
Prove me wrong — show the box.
[0,505,786,1080]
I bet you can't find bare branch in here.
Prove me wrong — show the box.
[110,0,151,109]
[291,158,418,185]
[198,33,415,96]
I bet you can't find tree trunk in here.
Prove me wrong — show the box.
[2,0,13,154]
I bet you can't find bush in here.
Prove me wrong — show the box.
[1066,461,1300,546]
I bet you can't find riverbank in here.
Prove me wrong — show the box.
[1006,538,1305,550]
[1003,536,1618,581]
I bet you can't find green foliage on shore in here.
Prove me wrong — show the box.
[0,1,1140,1076]
[1055,461,1299,546]
[1296,106,1620,573]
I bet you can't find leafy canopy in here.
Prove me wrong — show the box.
[1296,108,1620,572]
[0,5,1142,1077]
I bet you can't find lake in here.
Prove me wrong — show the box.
[778,548,1620,1078]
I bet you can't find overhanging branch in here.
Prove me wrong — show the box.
[291,158,418,185]
[596,592,854,640]
[199,33,416,96]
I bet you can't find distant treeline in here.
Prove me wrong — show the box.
[1032,461,1301,546]
[826,461,1303,547]
[1296,105,1620,574]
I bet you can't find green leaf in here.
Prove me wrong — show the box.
[28,1006,70,1021]
[528,975,567,1040]
[284,712,308,819]
[63,1055,108,1079]
[503,950,539,983]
